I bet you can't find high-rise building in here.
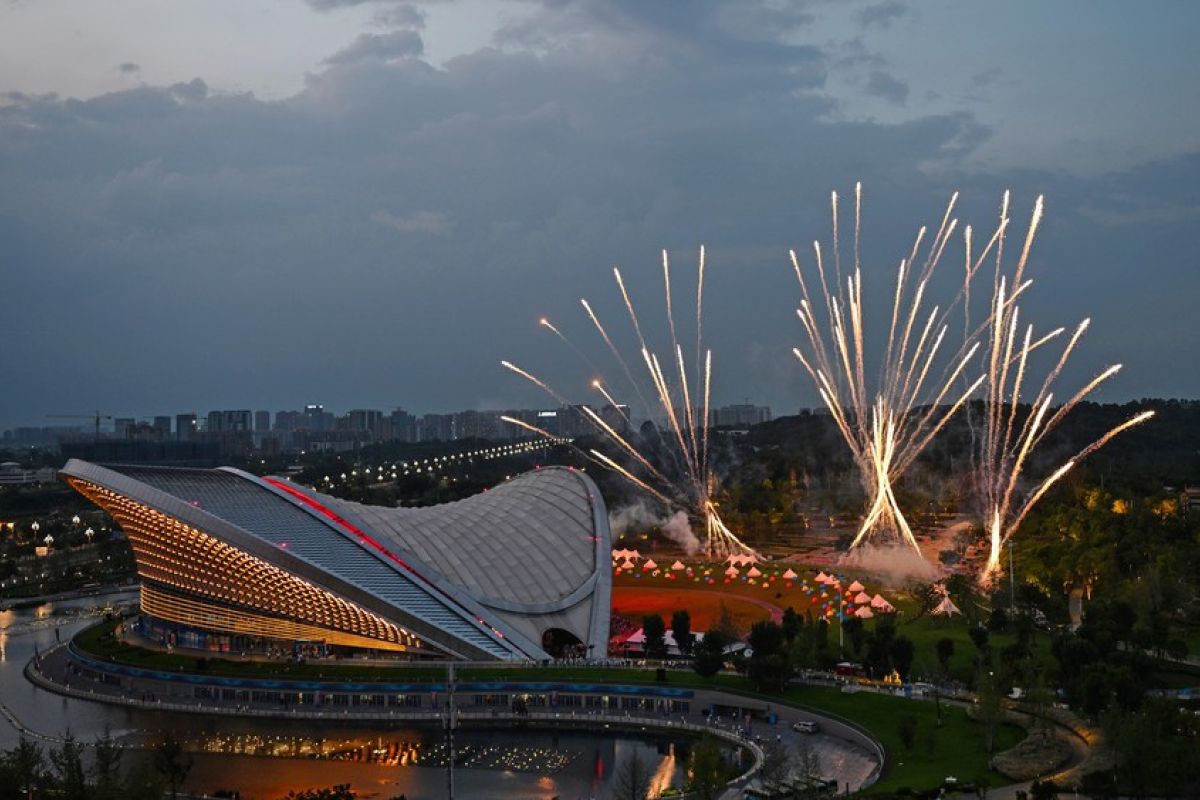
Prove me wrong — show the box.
[254,410,271,432]
[390,409,417,443]
[274,410,303,432]
[113,418,135,438]
[710,404,772,428]
[152,416,172,440]
[347,409,384,439]
[176,414,198,441]
[304,404,328,432]
[207,410,252,433]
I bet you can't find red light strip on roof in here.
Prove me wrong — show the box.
[261,477,509,643]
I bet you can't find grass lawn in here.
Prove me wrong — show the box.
[612,586,775,630]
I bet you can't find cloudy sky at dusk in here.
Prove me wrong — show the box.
[1,0,1197,429]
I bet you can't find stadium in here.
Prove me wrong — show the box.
[59,459,611,662]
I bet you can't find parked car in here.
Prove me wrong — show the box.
[792,720,818,734]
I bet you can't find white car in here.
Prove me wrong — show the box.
[791,720,818,734]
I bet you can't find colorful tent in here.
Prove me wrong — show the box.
[724,566,739,577]
[671,560,686,570]
[847,580,865,593]
[643,559,658,571]
[815,571,830,583]
[854,591,872,604]
[932,595,960,617]
[855,607,875,619]
[782,568,798,580]
[747,566,762,578]
[870,593,891,609]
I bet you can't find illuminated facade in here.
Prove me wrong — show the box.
[61,459,611,661]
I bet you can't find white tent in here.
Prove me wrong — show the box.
[747,566,762,578]
[870,593,890,609]
[932,595,960,617]
[847,580,865,593]
[671,560,686,571]
[643,559,658,571]
[620,559,636,570]
[612,548,641,562]
[819,573,839,585]
[724,566,739,577]
[855,607,875,619]
[782,568,798,580]
[727,553,757,568]
[854,591,872,605]
[815,571,830,583]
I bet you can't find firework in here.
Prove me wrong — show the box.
[972,196,1155,584]
[790,184,1017,559]
[503,248,756,559]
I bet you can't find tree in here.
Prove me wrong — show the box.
[152,734,193,800]
[935,637,955,674]
[975,666,1004,755]
[693,629,728,678]
[642,614,668,660]
[842,616,865,656]
[889,635,915,680]
[781,607,801,645]
[3,738,45,800]
[612,752,651,800]
[747,620,791,692]
[759,738,790,787]
[671,609,694,656]
[686,735,730,800]
[794,736,822,789]
[91,730,125,800]
[49,732,88,800]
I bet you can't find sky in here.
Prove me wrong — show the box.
[1,0,1198,430]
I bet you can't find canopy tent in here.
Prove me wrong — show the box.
[619,560,636,570]
[612,548,641,561]
[782,568,798,580]
[854,591,872,605]
[870,593,890,609]
[847,580,865,593]
[727,553,757,568]
[855,607,875,618]
[671,560,686,571]
[815,571,830,583]
[747,566,762,578]
[932,595,960,617]
[643,559,658,571]
[724,566,739,577]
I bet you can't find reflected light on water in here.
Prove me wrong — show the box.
[646,744,675,799]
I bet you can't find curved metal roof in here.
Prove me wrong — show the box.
[60,459,611,661]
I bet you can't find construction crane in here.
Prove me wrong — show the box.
[47,411,114,442]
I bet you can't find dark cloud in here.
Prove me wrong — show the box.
[971,67,1002,87]
[857,1,907,29]
[323,29,424,64]
[864,69,909,104]
[117,62,141,75]
[0,0,1193,428]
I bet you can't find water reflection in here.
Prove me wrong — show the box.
[0,595,695,799]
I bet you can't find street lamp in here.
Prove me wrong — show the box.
[72,515,81,526]
[85,527,95,543]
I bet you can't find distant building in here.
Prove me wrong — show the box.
[153,416,173,439]
[710,404,772,428]
[175,414,198,441]
[304,404,330,432]
[254,410,271,432]
[390,409,417,442]
[206,410,252,433]
[0,462,56,485]
[113,417,135,438]
[274,410,303,432]
[599,404,631,436]
[347,409,384,438]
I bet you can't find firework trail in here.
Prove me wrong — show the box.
[972,196,1155,584]
[791,183,1018,560]
[503,250,756,559]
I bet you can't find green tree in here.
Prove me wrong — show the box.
[935,637,955,673]
[759,738,790,787]
[280,786,357,800]
[889,635,915,680]
[3,738,45,800]
[671,609,694,656]
[49,732,88,800]
[152,734,193,800]
[642,614,668,660]
[693,629,729,678]
[91,729,124,800]
[781,607,801,646]
[686,735,730,800]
